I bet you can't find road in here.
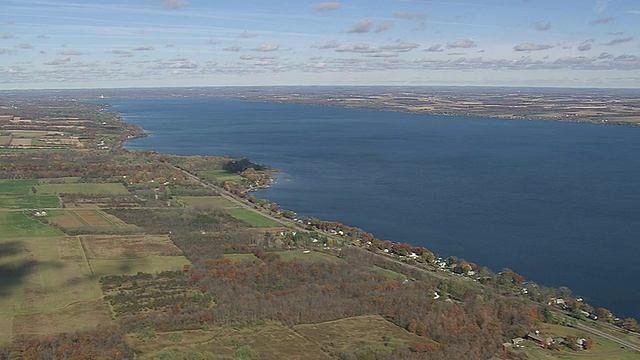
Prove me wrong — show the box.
[576,323,640,353]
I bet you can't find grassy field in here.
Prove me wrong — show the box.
[90,256,190,277]
[0,179,37,195]
[0,228,191,344]
[0,235,106,344]
[35,182,129,195]
[0,212,64,239]
[179,196,236,208]
[226,208,280,227]
[80,234,189,276]
[200,169,243,183]
[129,323,332,360]
[295,315,431,355]
[0,195,60,209]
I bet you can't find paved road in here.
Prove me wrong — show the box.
[576,323,640,353]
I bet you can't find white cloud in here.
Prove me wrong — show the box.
[313,2,341,11]
[252,43,279,52]
[446,39,477,49]
[162,0,189,9]
[532,21,551,31]
[44,57,70,65]
[223,46,242,52]
[15,43,35,49]
[394,12,429,21]
[514,43,554,52]
[375,23,392,33]
[424,44,443,52]
[133,46,155,51]
[347,20,373,33]
[603,37,633,46]
[590,16,615,25]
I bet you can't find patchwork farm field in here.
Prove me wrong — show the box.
[35,182,129,195]
[80,235,189,276]
[48,209,134,229]
[0,232,192,343]
[0,195,60,209]
[0,212,64,239]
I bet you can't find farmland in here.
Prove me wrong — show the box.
[47,209,135,229]
[0,195,60,209]
[36,182,129,195]
[0,179,37,195]
[0,212,64,238]
[179,195,236,208]
[226,208,280,227]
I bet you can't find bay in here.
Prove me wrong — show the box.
[110,97,640,320]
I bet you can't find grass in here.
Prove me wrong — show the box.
[35,183,129,195]
[200,169,242,183]
[225,208,280,227]
[90,256,190,277]
[129,323,332,360]
[0,195,60,209]
[179,196,236,208]
[0,236,106,344]
[0,179,37,195]
[0,212,65,238]
[37,177,81,184]
[295,315,431,354]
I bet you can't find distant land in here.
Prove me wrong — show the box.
[2,86,639,127]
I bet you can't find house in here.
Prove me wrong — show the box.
[527,333,553,347]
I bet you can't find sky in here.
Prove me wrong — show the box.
[0,0,639,89]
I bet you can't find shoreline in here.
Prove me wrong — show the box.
[112,98,636,324]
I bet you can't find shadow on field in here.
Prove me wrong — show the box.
[0,241,61,299]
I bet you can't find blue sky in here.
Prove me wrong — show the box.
[0,0,639,89]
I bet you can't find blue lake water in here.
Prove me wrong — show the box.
[109,97,640,320]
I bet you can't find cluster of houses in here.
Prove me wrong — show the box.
[503,330,590,351]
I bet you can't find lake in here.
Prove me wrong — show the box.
[109,97,640,320]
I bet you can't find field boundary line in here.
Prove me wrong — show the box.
[69,210,90,227]
[77,236,94,275]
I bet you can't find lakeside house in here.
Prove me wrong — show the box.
[527,333,553,347]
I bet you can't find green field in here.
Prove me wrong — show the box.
[200,169,243,184]
[0,236,105,343]
[0,195,60,209]
[225,208,280,227]
[36,182,129,195]
[222,253,259,261]
[0,179,37,195]
[90,255,190,277]
[179,196,236,208]
[0,212,65,238]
